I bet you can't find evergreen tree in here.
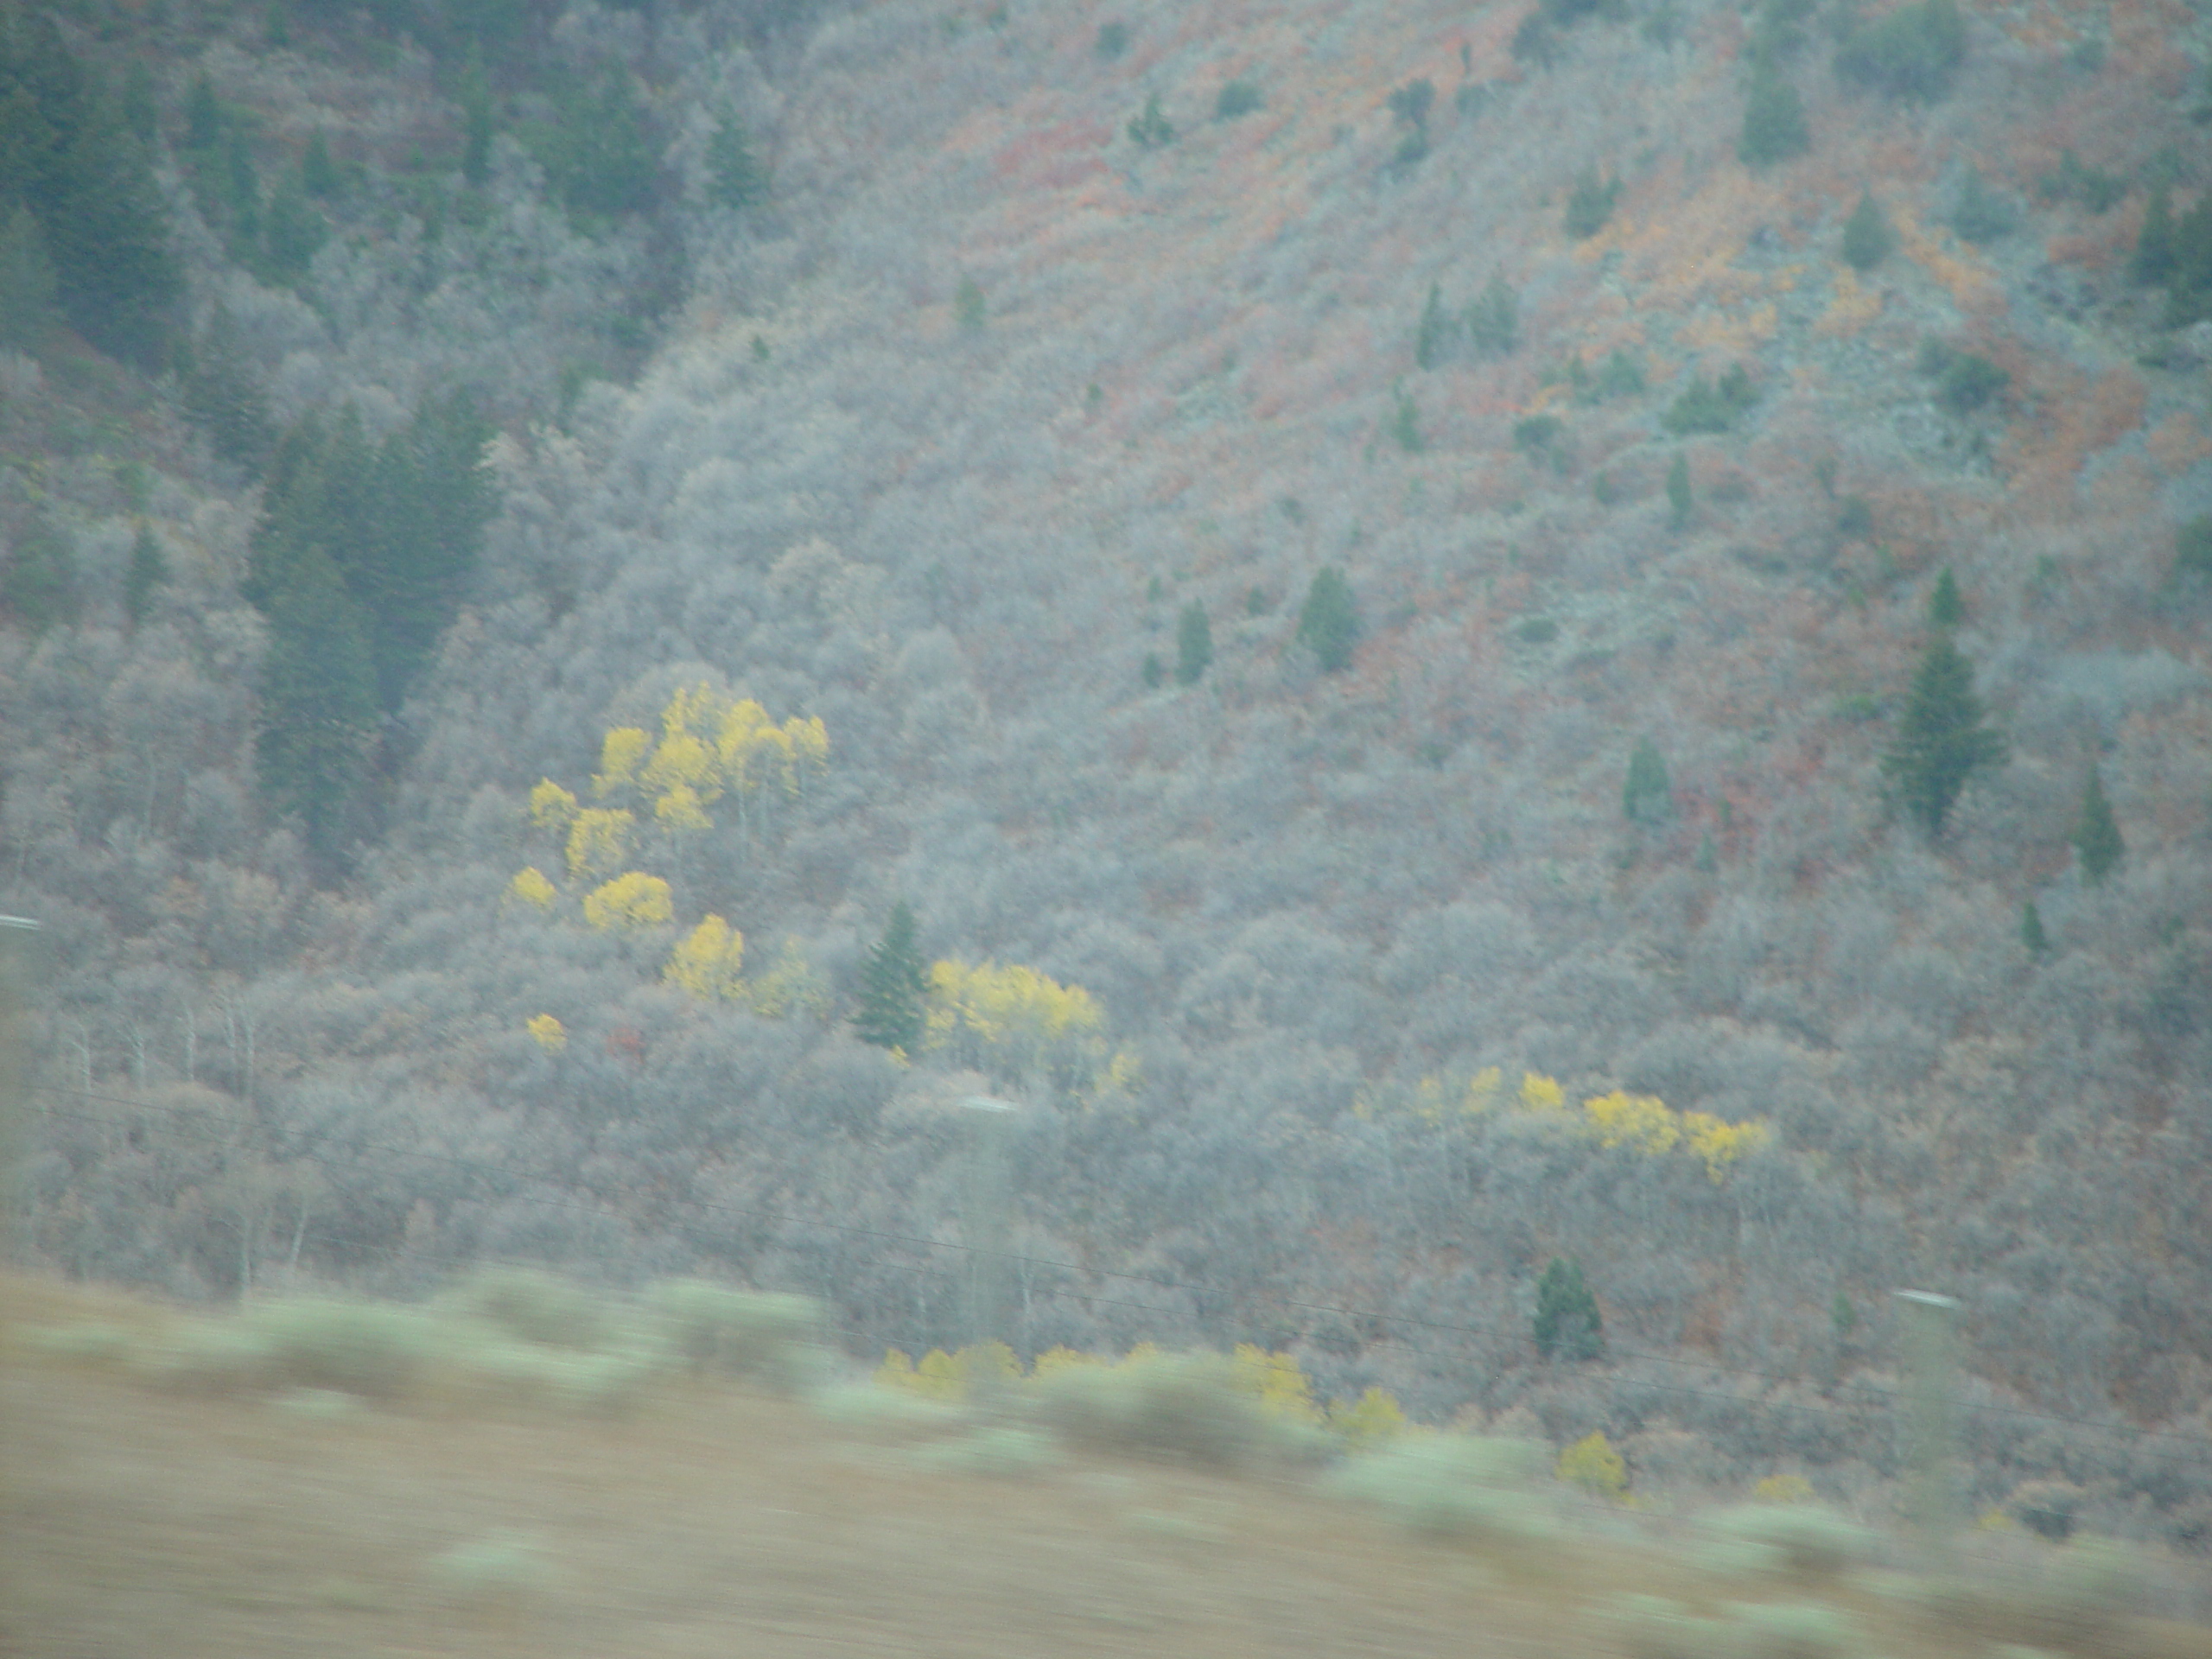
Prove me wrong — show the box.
[1534,1256,1605,1362]
[1175,601,1211,685]
[254,543,378,859]
[1927,566,1962,628]
[180,308,275,474]
[0,204,53,347]
[1665,452,1692,529]
[1624,736,1672,824]
[854,902,928,1053]
[1882,633,2005,834]
[2021,899,2049,957]
[1842,189,1893,270]
[1294,566,1359,673]
[2133,179,2176,288]
[123,520,163,626]
[1738,64,1809,167]
[459,60,494,188]
[707,116,769,209]
[1465,274,1517,356]
[1126,92,1174,149]
[2071,768,2122,884]
[1414,281,1452,370]
[302,130,340,199]
[1,515,75,630]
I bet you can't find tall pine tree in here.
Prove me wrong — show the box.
[854,902,928,1053]
[1294,566,1359,673]
[1534,1256,1605,1361]
[2072,767,2122,884]
[1882,633,2005,834]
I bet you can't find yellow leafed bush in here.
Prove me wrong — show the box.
[526,1014,567,1052]
[1583,1090,1681,1156]
[565,808,634,880]
[528,779,578,834]
[584,872,671,930]
[1682,1111,1772,1182]
[1231,1344,1323,1425]
[1558,1430,1629,1500]
[507,866,557,911]
[1328,1386,1408,1450]
[591,727,651,798]
[664,914,745,999]
[1520,1071,1567,1112]
[925,957,1107,1087]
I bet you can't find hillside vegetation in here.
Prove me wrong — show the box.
[3,0,2212,1554]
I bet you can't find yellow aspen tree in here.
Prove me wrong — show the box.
[1582,1090,1681,1155]
[1558,1432,1629,1500]
[924,957,1105,1086]
[583,871,672,930]
[565,807,634,880]
[1519,1072,1567,1113]
[591,727,651,798]
[1682,1111,1772,1182]
[525,1014,568,1052]
[507,867,558,911]
[529,779,579,835]
[1232,1344,1324,1424]
[663,914,745,999]
[744,937,831,1019]
[1327,1388,1409,1450]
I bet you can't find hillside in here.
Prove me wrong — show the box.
[3,0,2212,1551]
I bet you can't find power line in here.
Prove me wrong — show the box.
[23,1082,2212,1453]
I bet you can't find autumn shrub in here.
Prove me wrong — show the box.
[1328,1435,1552,1541]
[1557,1431,1628,1499]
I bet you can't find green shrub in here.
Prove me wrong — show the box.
[1704,1502,1879,1579]
[1600,1593,1736,1659]
[1032,1350,1303,1470]
[1127,92,1175,149]
[1662,365,1757,435]
[1918,343,2007,414]
[1328,1435,1551,1541]
[1511,10,1561,67]
[1835,496,1873,538]
[1215,79,1262,120]
[1513,414,1561,455]
[1094,20,1128,58]
[2036,149,2123,213]
[909,1425,1060,1478]
[1294,566,1360,672]
[1724,1599,1871,1659]
[1841,190,1893,270]
[1949,166,2018,244]
[2175,515,2212,582]
[442,1266,612,1349]
[1834,0,1965,100]
[648,1280,822,1385]
[1596,347,1644,399]
[1564,168,1620,238]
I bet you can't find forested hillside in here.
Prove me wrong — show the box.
[4,0,2212,1547]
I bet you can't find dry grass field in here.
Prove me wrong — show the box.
[4,1273,2210,1659]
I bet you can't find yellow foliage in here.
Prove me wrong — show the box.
[591,728,651,798]
[925,957,1105,1086]
[583,871,672,931]
[507,866,557,911]
[1755,1473,1816,1504]
[1520,1072,1566,1113]
[1098,1048,1143,1100]
[1582,1090,1681,1156]
[1231,1344,1323,1425]
[1031,1346,1103,1379]
[1977,1506,2021,1532]
[664,914,746,1000]
[652,783,714,833]
[565,808,634,880]
[1464,1066,1503,1115]
[1557,1431,1629,1501]
[1328,1387,1408,1450]
[745,937,831,1020]
[1681,1111,1771,1183]
[915,1349,967,1399]
[528,779,579,834]
[641,728,721,805]
[525,1014,567,1052]
[875,1349,919,1390]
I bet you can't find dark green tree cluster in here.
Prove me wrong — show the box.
[1948,166,2018,245]
[1738,61,1809,167]
[526,69,659,221]
[1,513,76,630]
[1386,78,1433,165]
[1174,601,1211,685]
[0,6,181,364]
[853,902,928,1053]
[707,117,770,209]
[1413,276,1520,365]
[1214,78,1262,121]
[245,396,494,854]
[1917,341,2008,415]
[2072,769,2123,884]
[2034,149,2123,214]
[1294,566,1359,673]
[1534,1256,1605,1361]
[180,75,327,289]
[2133,180,2212,326]
[179,308,277,474]
[1126,92,1174,149]
[1834,0,1966,102]
[1661,365,1756,435]
[1563,167,1619,238]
